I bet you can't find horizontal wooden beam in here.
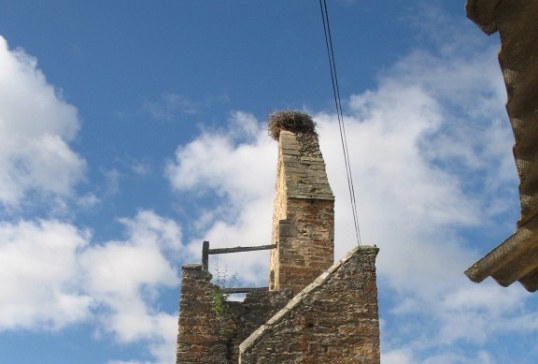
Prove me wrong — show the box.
[201,241,277,271]
[222,287,269,294]
[208,244,277,255]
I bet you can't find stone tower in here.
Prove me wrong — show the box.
[175,111,380,364]
[268,111,335,294]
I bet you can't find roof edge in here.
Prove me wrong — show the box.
[465,213,538,284]
[465,0,501,35]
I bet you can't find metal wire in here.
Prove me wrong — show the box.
[319,0,362,245]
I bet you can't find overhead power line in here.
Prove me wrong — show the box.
[319,0,362,246]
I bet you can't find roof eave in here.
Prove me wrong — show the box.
[465,213,538,292]
[465,0,501,35]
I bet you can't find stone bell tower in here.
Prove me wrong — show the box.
[267,111,335,295]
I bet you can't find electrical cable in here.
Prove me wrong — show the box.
[319,0,362,245]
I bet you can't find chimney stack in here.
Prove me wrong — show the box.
[267,111,335,295]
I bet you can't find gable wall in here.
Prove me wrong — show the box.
[241,246,380,364]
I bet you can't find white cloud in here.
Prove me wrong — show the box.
[0,36,85,207]
[166,111,277,284]
[79,210,181,364]
[142,92,229,121]
[320,45,513,289]
[0,219,92,330]
[382,348,415,364]
[167,111,275,205]
[143,93,197,121]
[420,351,496,364]
[0,210,182,364]
[80,211,182,346]
[131,160,152,175]
[0,36,180,364]
[324,46,525,359]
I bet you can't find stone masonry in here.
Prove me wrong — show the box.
[240,246,380,364]
[175,111,380,363]
[269,130,335,295]
[175,264,293,363]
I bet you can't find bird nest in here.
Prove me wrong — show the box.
[267,110,317,140]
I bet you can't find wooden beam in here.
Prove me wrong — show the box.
[202,241,209,271]
[208,244,277,255]
[222,287,269,294]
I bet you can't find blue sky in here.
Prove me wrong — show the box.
[1,1,537,363]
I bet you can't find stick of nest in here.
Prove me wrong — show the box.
[267,110,317,140]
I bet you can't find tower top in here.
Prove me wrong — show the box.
[267,110,317,141]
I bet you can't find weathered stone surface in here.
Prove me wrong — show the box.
[176,265,227,364]
[240,246,380,364]
[175,264,293,364]
[466,0,538,228]
[465,0,501,34]
[269,130,335,294]
[225,289,294,363]
[464,1,538,291]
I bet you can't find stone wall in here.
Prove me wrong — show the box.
[225,289,293,363]
[269,131,335,295]
[240,246,380,364]
[176,264,225,364]
[176,264,293,364]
